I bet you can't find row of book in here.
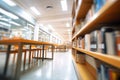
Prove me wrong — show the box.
[97,64,120,80]
[75,27,120,56]
[73,26,120,80]
[72,0,120,80]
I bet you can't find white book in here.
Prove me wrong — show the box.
[105,32,116,55]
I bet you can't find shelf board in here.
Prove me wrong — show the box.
[72,0,120,40]
[75,0,93,20]
[73,47,120,69]
[72,55,96,80]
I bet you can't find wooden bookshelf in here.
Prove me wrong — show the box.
[72,0,93,34]
[73,47,120,69]
[72,0,120,40]
[72,0,120,79]
[72,55,96,80]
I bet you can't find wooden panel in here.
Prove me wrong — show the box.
[73,47,120,69]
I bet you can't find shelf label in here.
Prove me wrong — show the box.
[91,44,96,48]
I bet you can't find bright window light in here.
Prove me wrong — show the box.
[2,0,16,6]
[0,22,11,27]
[0,18,20,26]
[10,21,21,26]
[30,7,40,15]
[48,24,55,31]
[39,24,43,27]
[0,18,9,22]
[67,29,71,31]
[27,23,34,28]
[0,8,19,19]
[66,23,70,27]
[22,11,32,20]
[68,32,71,34]
[61,0,67,11]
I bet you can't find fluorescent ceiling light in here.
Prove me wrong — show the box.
[10,21,21,26]
[30,7,40,15]
[0,8,19,19]
[66,23,70,27]
[0,22,10,27]
[61,0,67,11]
[2,0,16,6]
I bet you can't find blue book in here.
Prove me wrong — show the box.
[100,65,109,80]
[94,0,106,13]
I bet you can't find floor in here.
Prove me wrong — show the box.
[20,50,78,80]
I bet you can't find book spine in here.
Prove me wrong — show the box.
[90,30,97,51]
[115,30,120,56]
[105,32,116,55]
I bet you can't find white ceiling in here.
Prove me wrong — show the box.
[14,0,73,42]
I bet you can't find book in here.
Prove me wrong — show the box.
[84,34,91,50]
[76,51,85,64]
[100,65,109,80]
[114,30,120,56]
[101,27,115,54]
[73,40,77,47]
[109,69,120,80]
[97,30,104,53]
[93,0,106,13]
[90,30,97,51]
[80,37,85,49]
[77,36,85,49]
[77,37,80,48]
[105,31,116,55]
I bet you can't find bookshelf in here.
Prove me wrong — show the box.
[72,0,93,35]
[72,0,120,80]
[72,0,120,40]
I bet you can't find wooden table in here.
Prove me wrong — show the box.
[0,39,55,80]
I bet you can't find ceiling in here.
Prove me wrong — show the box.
[13,0,73,42]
